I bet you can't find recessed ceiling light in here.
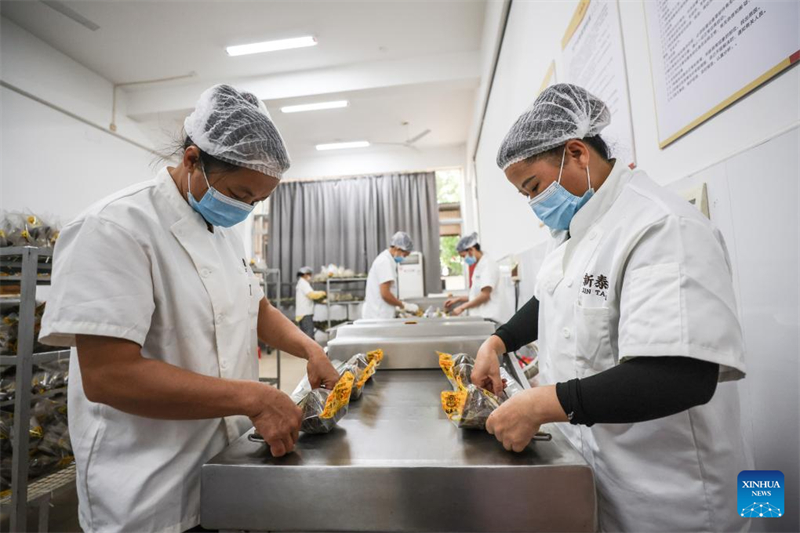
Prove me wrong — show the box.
[281,100,349,113]
[226,36,317,57]
[316,141,370,151]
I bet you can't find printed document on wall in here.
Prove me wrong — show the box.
[644,0,800,147]
[561,0,636,167]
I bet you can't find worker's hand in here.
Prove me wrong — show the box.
[248,383,302,458]
[306,350,340,390]
[451,304,467,317]
[471,335,505,396]
[444,296,465,310]
[402,302,419,313]
[486,388,542,453]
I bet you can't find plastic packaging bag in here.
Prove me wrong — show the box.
[441,384,503,430]
[0,212,60,248]
[438,351,524,430]
[297,371,355,434]
[344,353,379,401]
[439,351,523,399]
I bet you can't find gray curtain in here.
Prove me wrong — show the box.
[268,172,440,293]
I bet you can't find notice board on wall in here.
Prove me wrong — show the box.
[644,0,800,148]
[560,0,636,167]
[538,60,558,95]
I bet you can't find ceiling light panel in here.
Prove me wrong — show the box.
[227,36,317,57]
[316,141,370,151]
[281,100,349,113]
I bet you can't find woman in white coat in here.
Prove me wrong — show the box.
[40,85,339,533]
[445,232,511,323]
[295,266,325,338]
[471,84,752,532]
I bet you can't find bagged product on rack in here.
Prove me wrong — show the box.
[0,410,12,457]
[38,418,71,458]
[0,312,19,356]
[0,367,15,402]
[31,360,69,394]
[0,302,49,356]
[0,212,60,248]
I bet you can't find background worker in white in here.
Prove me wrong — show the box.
[362,231,419,319]
[295,266,325,338]
[39,85,339,533]
[471,84,751,532]
[444,232,512,323]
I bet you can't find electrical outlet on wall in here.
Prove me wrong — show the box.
[680,182,710,219]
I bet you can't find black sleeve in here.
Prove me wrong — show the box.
[555,357,719,426]
[492,295,539,352]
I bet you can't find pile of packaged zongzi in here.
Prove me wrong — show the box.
[273,349,384,436]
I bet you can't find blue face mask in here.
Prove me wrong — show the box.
[394,255,405,264]
[188,166,254,227]
[464,254,477,266]
[528,148,594,231]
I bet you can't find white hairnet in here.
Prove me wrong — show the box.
[496,83,610,170]
[390,231,413,252]
[456,232,479,253]
[184,84,291,179]
[298,266,313,276]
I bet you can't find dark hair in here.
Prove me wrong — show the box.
[473,243,482,252]
[162,134,240,175]
[182,136,239,175]
[297,273,306,279]
[527,135,610,165]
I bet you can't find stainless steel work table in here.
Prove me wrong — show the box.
[201,369,597,532]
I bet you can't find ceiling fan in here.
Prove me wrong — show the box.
[372,122,431,150]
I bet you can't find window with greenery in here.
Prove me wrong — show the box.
[435,169,465,291]
[436,169,462,204]
[440,235,463,277]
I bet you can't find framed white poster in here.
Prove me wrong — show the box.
[561,0,636,167]
[644,0,800,147]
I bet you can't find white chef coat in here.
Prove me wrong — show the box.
[466,253,513,324]
[39,167,264,533]
[362,249,398,319]
[534,160,752,532]
[295,277,315,318]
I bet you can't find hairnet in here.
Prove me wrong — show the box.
[496,83,610,170]
[390,231,413,252]
[184,84,291,179]
[298,266,313,276]
[456,232,479,253]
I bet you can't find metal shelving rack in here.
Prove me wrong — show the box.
[314,277,368,331]
[0,246,74,532]
[251,267,281,389]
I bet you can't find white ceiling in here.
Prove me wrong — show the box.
[1,0,488,164]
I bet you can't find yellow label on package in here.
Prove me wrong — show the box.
[441,390,467,420]
[366,349,384,364]
[437,351,457,386]
[356,358,378,389]
[320,371,355,419]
